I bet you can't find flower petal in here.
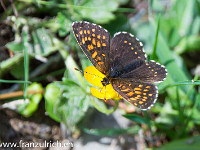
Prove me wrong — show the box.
[84,66,105,88]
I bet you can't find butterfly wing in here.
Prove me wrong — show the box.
[109,32,146,78]
[119,60,167,83]
[109,32,167,83]
[111,79,158,110]
[72,21,110,75]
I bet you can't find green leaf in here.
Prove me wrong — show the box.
[44,83,61,122]
[10,60,24,79]
[175,36,200,54]
[50,79,90,132]
[77,0,119,23]
[123,114,151,127]
[90,97,119,115]
[157,136,200,150]
[6,41,24,52]
[18,83,43,117]
[56,12,70,37]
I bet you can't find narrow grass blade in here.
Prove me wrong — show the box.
[22,27,29,100]
[0,79,31,84]
[151,16,160,60]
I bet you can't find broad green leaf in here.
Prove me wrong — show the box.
[156,136,200,150]
[18,83,43,117]
[77,0,119,24]
[6,41,24,52]
[90,96,119,115]
[175,36,200,54]
[56,12,71,37]
[44,83,61,122]
[10,60,24,79]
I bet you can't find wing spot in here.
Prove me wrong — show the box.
[137,95,141,98]
[131,47,134,50]
[82,38,85,44]
[129,84,131,86]
[87,30,90,34]
[88,45,93,50]
[143,93,146,95]
[138,56,141,58]
[146,86,150,88]
[134,88,142,91]
[154,75,157,77]
[97,41,101,47]
[103,35,106,39]
[121,88,130,92]
[92,38,96,45]
[127,92,134,96]
[76,34,78,37]
[84,30,86,34]
[97,35,100,39]
[97,56,101,61]
[124,41,127,43]
[98,62,104,65]
[135,52,137,55]
[139,85,143,88]
[143,97,148,99]
[155,72,157,74]
[79,30,83,35]
[102,54,105,56]
[92,34,95,37]
[135,91,141,94]
[122,86,126,89]
[144,89,148,92]
[85,37,87,41]
[139,101,143,104]
[92,51,97,58]
[149,94,153,96]
[142,99,146,101]
[92,29,95,32]
[134,103,138,106]
[88,37,91,41]
[129,43,131,45]
[102,43,106,46]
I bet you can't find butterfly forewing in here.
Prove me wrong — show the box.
[119,60,167,83]
[111,79,158,110]
[109,32,146,78]
[72,21,110,75]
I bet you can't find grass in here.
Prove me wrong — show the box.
[0,0,200,149]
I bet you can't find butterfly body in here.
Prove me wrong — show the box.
[72,21,167,110]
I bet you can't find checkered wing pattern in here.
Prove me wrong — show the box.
[72,21,110,75]
[119,61,167,83]
[111,79,158,110]
[109,32,146,78]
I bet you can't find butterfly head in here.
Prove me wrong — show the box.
[101,77,110,87]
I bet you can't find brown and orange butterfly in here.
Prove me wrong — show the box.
[72,21,167,110]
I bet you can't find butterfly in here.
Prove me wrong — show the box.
[72,21,167,110]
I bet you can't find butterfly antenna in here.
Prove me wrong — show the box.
[104,85,107,101]
[74,68,103,79]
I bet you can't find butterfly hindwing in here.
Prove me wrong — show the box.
[72,21,110,75]
[111,79,158,110]
[119,60,167,83]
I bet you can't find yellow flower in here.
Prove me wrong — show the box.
[84,66,122,100]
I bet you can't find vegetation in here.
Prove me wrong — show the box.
[0,0,200,149]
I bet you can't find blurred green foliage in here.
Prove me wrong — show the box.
[0,0,200,148]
